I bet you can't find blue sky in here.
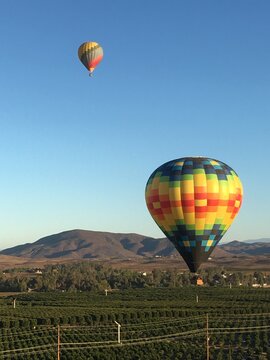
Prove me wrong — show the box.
[0,1,269,248]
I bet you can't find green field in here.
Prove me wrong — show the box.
[0,288,269,359]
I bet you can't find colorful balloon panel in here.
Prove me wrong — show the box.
[145,157,243,272]
[78,42,103,74]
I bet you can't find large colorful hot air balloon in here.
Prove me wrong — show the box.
[78,42,103,76]
[145,157,243,272]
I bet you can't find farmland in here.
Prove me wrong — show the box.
[0,287,269,359]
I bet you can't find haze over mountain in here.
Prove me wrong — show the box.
[0,229,269,261]
[241,238,270,244]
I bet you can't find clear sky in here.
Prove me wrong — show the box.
[0,1,269,249]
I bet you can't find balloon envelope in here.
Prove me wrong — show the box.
[145,157,243,272]
[78,42,103,75]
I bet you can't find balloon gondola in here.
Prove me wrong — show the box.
[145,157,243,273]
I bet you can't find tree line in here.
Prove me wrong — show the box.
[0,262,269,292]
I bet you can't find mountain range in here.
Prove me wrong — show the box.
[0,230,269,270]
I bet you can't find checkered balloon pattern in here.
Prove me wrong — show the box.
[145,157,243,272]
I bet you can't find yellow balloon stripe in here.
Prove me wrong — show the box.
[78,42,99,58]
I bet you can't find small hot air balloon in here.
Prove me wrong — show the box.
[145,157,243,272]
[78,41,103,76]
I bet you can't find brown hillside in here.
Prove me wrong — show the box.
[0,230,175,259]
[0,230,269,271]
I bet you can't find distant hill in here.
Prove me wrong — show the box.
[0,230,176,260]
[220,240,270,256]
[0,229,269,262]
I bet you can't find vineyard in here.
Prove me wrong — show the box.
[0,288,269,359]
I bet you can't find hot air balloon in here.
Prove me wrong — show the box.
[78,42,103,76]
[145,157,243,272]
